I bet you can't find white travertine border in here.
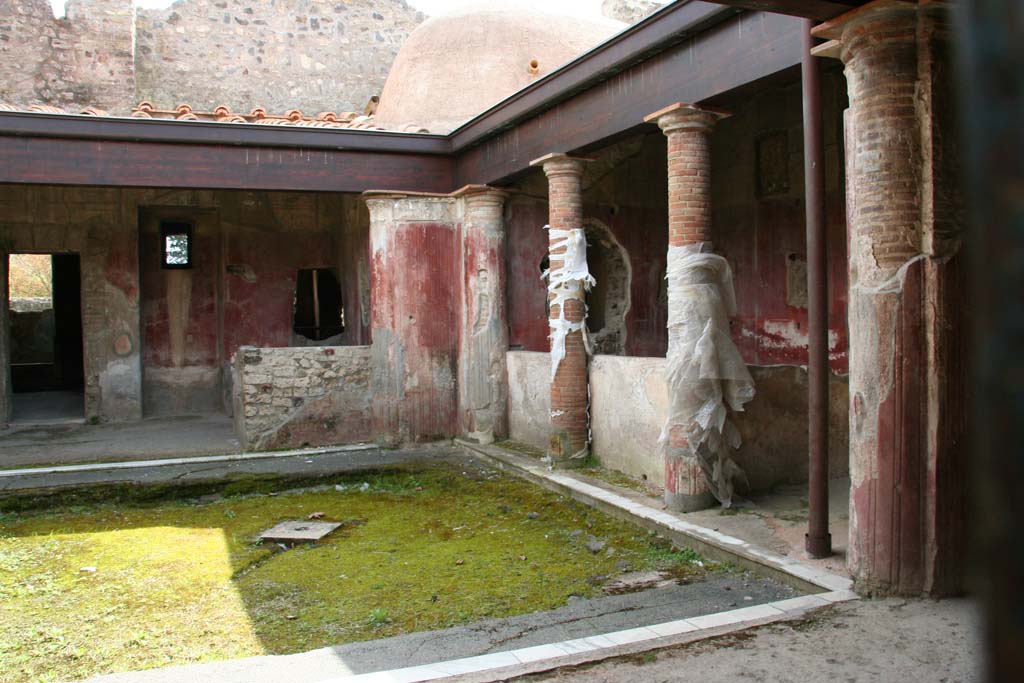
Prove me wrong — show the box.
[0,443,379,478]
[294,440,862,683]
[320,589,855,683]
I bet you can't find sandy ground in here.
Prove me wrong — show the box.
[517,597,981,683]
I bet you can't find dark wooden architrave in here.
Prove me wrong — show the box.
[702,0,865,21]
[454,10,807,187]
[0,137,455,194]
[0,111,451,154]
[447,2,740,151]
[0,1,864,194]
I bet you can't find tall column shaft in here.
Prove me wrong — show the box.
[456,186,510,444]
[531,153,591,465]
[816,0,965,595]
[647,103,728,512]
[0,248,9,429]
[365,192,460,444]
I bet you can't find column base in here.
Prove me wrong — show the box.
[805,532,833,559]
[664,449,715,512]
[547,429,588,469]
[664,490,716,513]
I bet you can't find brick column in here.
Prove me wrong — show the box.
[455,185,510,444]
[814,0,965,595]
[530,153,592,466]
[646,102,729,512]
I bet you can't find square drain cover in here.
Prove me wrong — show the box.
[259,520,342,544]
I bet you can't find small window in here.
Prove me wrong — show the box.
[293,268,345,341]
[161,221,193,269]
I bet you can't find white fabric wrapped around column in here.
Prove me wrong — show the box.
[543,226,596,380]
[661,242,755,506]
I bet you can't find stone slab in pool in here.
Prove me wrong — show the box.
[259,519,342,544]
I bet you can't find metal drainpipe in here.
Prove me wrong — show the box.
[802,18,832,559]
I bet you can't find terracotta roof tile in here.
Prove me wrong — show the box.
[0,101,429,134]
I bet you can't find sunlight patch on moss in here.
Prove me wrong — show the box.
[0,463,715,682]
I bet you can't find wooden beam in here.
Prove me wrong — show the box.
[0,137,455,194]
[449,1,738,151]
[455,11,807,187]
[703,1,865,21]
[0,111,451,154]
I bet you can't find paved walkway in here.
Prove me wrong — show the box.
[0,413,240,467]
[518,596,981,683]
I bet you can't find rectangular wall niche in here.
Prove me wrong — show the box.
[161,221,193,269]
[293,268,345,342]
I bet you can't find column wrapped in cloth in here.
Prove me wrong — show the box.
[662,242,755,506]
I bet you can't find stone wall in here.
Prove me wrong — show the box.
[600,0,664,24]
[135,0,424,115]
[0,0,424,115]
[0,0,135,112]
[233,345,374,450]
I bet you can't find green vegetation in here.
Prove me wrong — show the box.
[0,464,716,682]
[7,254,52,299]
[577,466,654,495]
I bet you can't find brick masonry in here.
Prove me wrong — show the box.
[648,104,727,511]
[816,0,966,597]
[233,345,374,451]
[0,0,424,115]
[534,154,591,465]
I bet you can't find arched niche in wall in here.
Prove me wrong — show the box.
[583,219,631,355]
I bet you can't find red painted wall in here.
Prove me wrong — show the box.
[505,73,850,374]
[371,220,460,439]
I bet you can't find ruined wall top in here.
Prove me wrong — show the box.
[600,0,665,25]
[0,0,425,115]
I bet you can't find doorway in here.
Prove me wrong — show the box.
[7,253,84,422]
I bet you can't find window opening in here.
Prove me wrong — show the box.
[161,221,193,268]
[293,268,345,341]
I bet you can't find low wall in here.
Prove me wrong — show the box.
[233,345,374,451]
[591,356,849,493]
[506,351,550,450]
[511,350,850,495]
[590,355,667,483]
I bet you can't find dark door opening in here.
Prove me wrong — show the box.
[7,253,84,422]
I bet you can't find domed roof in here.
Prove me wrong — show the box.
[374,3,624,134]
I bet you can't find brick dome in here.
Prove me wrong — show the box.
[374,3,623,134]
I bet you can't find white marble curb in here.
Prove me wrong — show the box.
[321,590,857,683]
[0,443,379,478]
[306,440,857,683]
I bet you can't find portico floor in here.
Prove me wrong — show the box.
[0,413,239,467]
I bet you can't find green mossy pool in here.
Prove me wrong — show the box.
[0,461,719,683]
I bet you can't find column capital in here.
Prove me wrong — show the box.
[811,0,930,64]
[451,184,509,208]
[645,102,730,135]
[529,153,593,179]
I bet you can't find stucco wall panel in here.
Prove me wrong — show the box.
[506,350,550,450]
[589,356,849,494]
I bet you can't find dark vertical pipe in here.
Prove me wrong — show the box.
[802,18,831,559]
